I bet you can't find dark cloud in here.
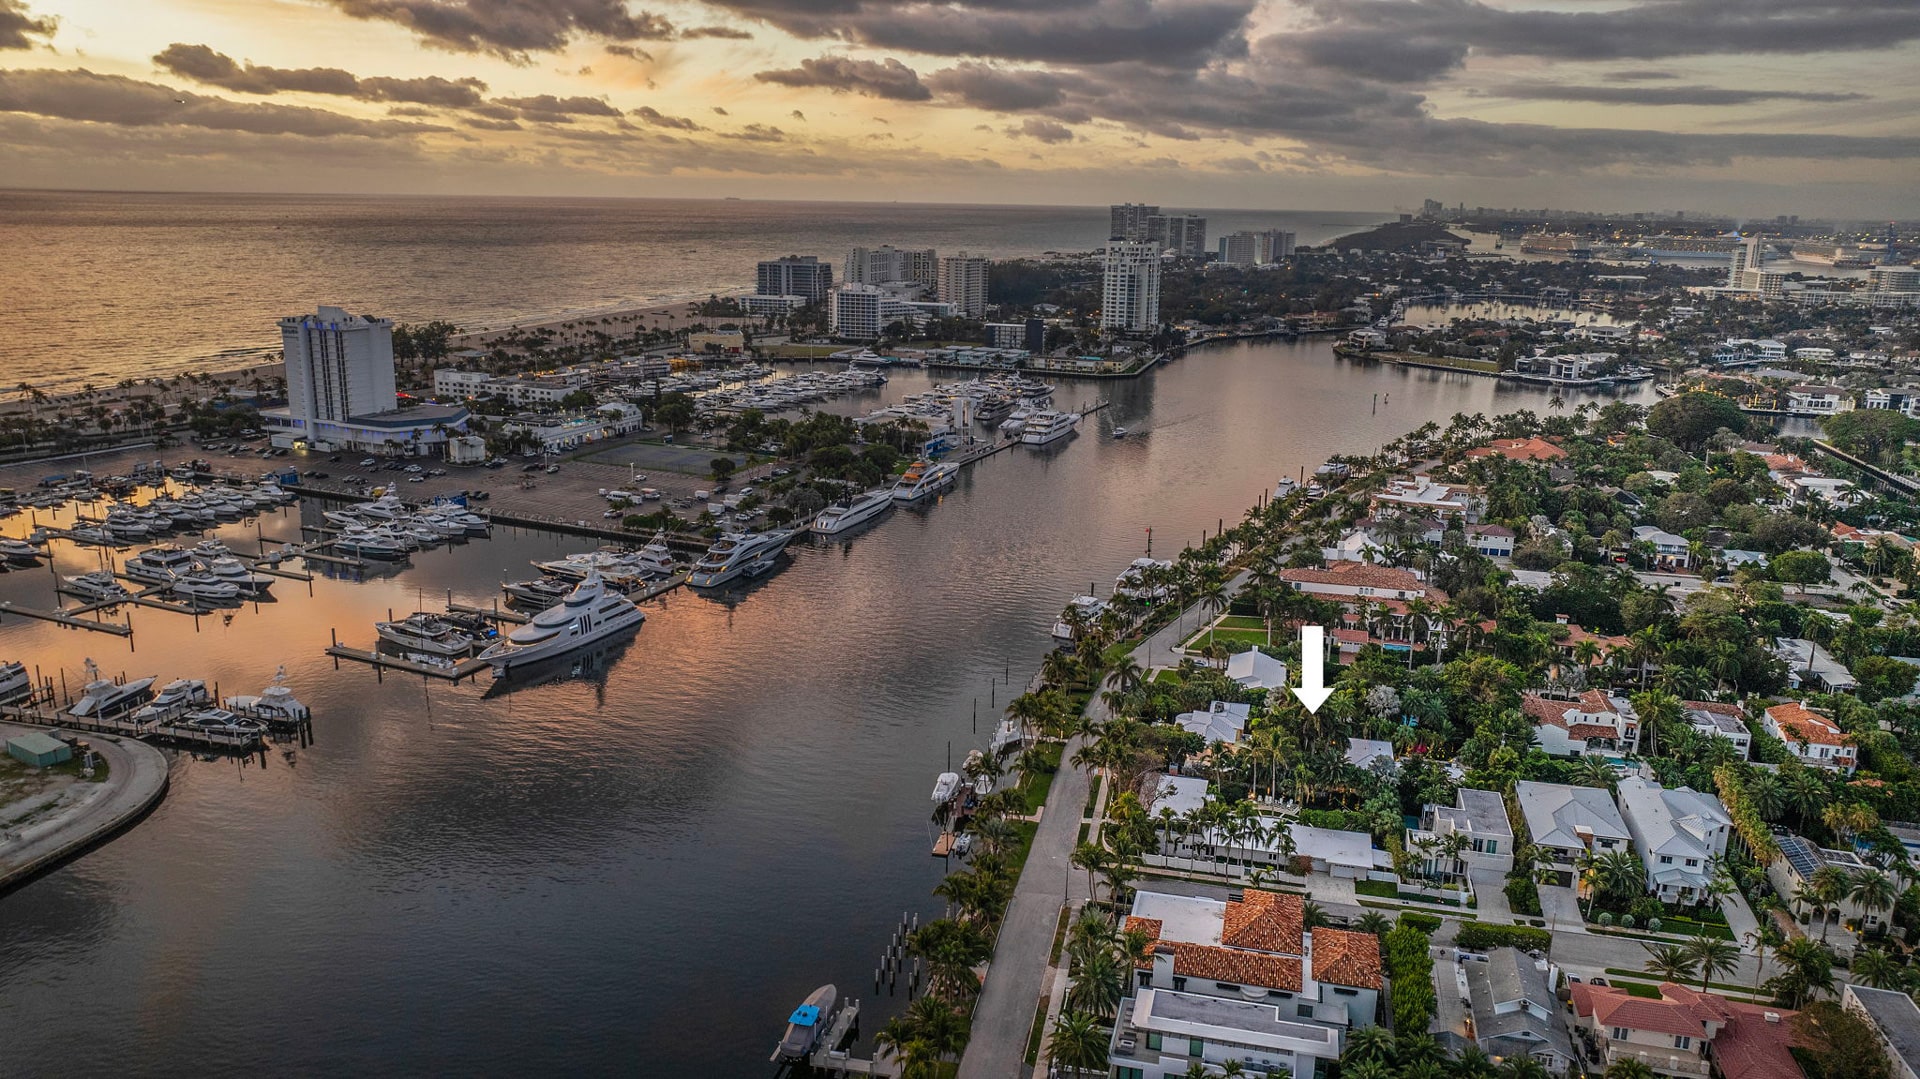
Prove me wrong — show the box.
[321,0,675,58]
[1489,82,1869,107]
[756,55,930,101]
[603,44,652,61]
[789,109,805,120]
[712,106,729,115]
[153,44,488,106]
[0,0,54,51]
[0,67,446,138]
[682,25,753,40]
[1006,117,1073,143]
[723,123,785,142]
[709,0,1253,68]
[463,116,522,131]
[1604,70,1680,83]
[632,105,700,130]
[926,63,1083,111]
[491,93,622,120]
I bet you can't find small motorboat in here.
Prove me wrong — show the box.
[932,771,961,803]
[772,984,836,1062]
[224,665,310,722]
[1111,426,1129,438]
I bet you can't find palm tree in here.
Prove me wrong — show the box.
[1808,865,1851,942]
[1768,937,1835,1008]
[1354,911,1392,937]
[1065,948,1128,1018]
[1642,942,1695,983]
[1682,934,1739,992]
[1851,868,1898,931]
[1046,1009,1110,1077]
[1343,1024,1396,1064]
[1605,1062,1657,1079]
[907,919,991,1001]
[1570,755,1618,792]
[1852,946,1903,989]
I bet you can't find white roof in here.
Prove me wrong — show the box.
[1226,648,1289,690]
[1148,773,1211,817]
[1617,776,1729,885]
[1345,737,1395,771]
[1175,700,1251,744]
[1290,823,1389,871]
[1514,780,1630,850]
[1131,890,1226,946]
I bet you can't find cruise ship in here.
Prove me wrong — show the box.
[891,461,959,503]
[479,572,646,674]
[812,488,894,535]
[688,529,795,588]
[1020,410,1081,446]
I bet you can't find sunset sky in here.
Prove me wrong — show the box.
[2,0,1917,215]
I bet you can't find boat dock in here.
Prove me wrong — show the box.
[808,998,901,1077]
[447,601,529,625]
[0,702,268,751]
[0,599,134,636]
[324,642,491,682]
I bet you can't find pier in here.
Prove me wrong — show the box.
[0,599,134,636]
[0,703,267,751]
[325,643,491,682]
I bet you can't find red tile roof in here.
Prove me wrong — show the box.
[1766,702,1849,747]
[1570,983,1710,1039]
[1123,916,1162,970]
[1567,723,1624,740]
[1522,694,1574,729]
[1281,561,1432,594]
[1466,436,1568,462]
[1221,889,1304,955]
[1703,1001,1806,1079]
[1309,928,1383,989]
[1173,942,1304,992]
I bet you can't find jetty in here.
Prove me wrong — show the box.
[0,721,171,893]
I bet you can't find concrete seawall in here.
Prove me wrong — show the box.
[0,722,170,893]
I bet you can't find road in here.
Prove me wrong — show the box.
[0,724,170,890]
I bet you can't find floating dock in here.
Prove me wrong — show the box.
[0,703,266,751]
[325,644,490,682]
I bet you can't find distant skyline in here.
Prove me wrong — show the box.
[1,0,1917,218]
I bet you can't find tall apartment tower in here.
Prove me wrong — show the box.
[1148,213,1208,258]
[278,305,397,423]
[1110,203,1159,242]
[1218,229,1299,266]
[1102,242,1162,334]
[756,256,834,303]
[937,252,990,318]
[845,246,938,290]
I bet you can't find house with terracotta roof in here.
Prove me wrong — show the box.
[1280,561,1454,653]
[1763,701,1856,774]
[1549,614,1633,662]
[1523,690,1640,757]
[1567,981,1802,1079]
[1466,436,1569,463]
[1111,889,1379,1079]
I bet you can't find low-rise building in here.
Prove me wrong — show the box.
[1774,638,1857,694]
[1112,889,1380,1079]
[1224,648,1288,691]
[1616,776,1732,905]
[1787,385,1853,416]
[1371,476,1483,521]
[1457,948,1576,1074]
[1465,436,1569,463]
[1632,525,1693,570]
[1680,700,1751,758]
[1515,780,1632,883]
[1769,834,1879,941]
[1407,787,1514,878]
[1844,983,1920,1079]
[1279,561,1438,603]
[687,330,746,354]
[1762,701,1856,773]
[1568,982,1802,1079]
[1523,690,1640,756]
[1173,700,1251,745]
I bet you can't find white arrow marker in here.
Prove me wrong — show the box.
[1292,624,1333,714]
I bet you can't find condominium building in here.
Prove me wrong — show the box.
[844,245,937,290]
[1218,229,1298,266]
[266,305,466,455]
[1102,241,1162,333]
[1869,265,1920,293]
[1111,202,1159,242]
[1148,213,1208,258]
[828,284,952,341]
[755,255,834,303]
[936,252,990,318]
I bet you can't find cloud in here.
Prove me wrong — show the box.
[723,123,785,142]
[1,0,55,50]
[927,63,1083,111]
[1488,82,1869,107]
[0,66,446,138]
[682,25,752,40]
[1604,70,1680,83]
[491,93,621,121]
[153,44,488,106]
[711,106,728,115]
[755,55,930,101]
[463,116,522,130]
[602,44,652,61]
[789,109,805,120]
[320,0,675,58]
[1006,117,1073,143]
[632,105,700,130]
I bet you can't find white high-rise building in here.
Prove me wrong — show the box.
[1218,229,1299,267]
[280,305,398,423]
[845,246,937,290]
[937,252,990,318]
[1102,243,1162,334]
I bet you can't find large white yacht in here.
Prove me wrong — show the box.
[132,677,211,721]
[124,544,197,584]
[1051,595,1108,640]
[1114,557,1174,601]
[687,529,795,588]
[812,488,894,535]
[64,570,130,601]
[224,666,310,722]
[68,660,157,719]
[201,556,274,595]
[480,572,645,674]
[630,532,678,577]
[1020,410,1082,446]
[0,660,31,704]
[533,547,647,582]
[376,612,476,657]
[891,461,959,503]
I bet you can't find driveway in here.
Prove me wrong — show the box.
[1539,884,1588,934]
[1469,868,1513,924]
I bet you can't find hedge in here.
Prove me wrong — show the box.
[1384,921,1436,1033]
[1504,874,1542,917]
[1401,912,1444,933]
[1456,923,1553,953]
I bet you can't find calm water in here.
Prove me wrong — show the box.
[0,339,1654,1077]
[0,191,1383,391]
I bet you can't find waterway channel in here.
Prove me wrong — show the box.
[0,337,1656,1075]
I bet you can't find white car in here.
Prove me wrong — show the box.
[404,464,423,473]
[359,458,376,467]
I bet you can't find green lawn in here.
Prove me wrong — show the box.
[1013,743,1062,811]
[1355,879,1400,899]
[1152,669,1184,686]
[1181,627,1277,650]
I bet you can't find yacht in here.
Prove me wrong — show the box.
[1020,410,1082,446]
[0,538,41,562]
[201,556,274,595]
[125,544,198,584]
[376,612,476,657]
[503,576,575,606]
[335,528,409,560]
[64,570,130,601]
[534,547,646,582]
[132,677,211,721]
[1273,477,1300,500]
[68,661,157,719]
[932,772,962,803]
[67,525,113,546]
[480,572,646,674]
[224,666,311,723]
[891,461,959,503]
[998,408,1033,437]
[630,532,678,577]
[180,708,268,736]
[171,573,243,604]
[811,488,894,535]
[0,660,31,705]
[1114,558,1174,601]
[975,395,1016,424]
[687,530,795,588]
[1051,595,1108,640]
[191,539,232,559]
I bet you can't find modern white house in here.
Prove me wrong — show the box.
[1370,476,1483,521]
[1515,780,1632,883]
[1786,385,1854,416]
[1631,525,1692,569]
[1763,701,1856,773]
[1681,700,1752,758]
[1774,639,1858,693]
[1407,788,1515,878]
[1616,776,1732,905]
[1111,889,1380,1079]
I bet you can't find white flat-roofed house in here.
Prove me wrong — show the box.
[1616,776,1732,904]
[1370,476,1483,522]
[1763,701,1856,773]
[1407,787,1515,879]
[1515,780,1632,883]
[1681,701,1751,758]
[1787,385,1853,416]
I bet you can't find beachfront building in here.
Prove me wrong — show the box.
[755,255,833,303]
[1111,202,1158,243]
[1763,701,1856,773]
[828,284,954,341]
[1844,984,1920,1079]
[1102,242,1162,334]
[1216,229,1296,267]
[1110,889,1381,1079]
[1515,780,1631,884]
[1523,690,1640,757]
[1407,788,1514,879]
[266,305,467,455]
[1147,213,1208,258]
[935,252,989,317]
[1616,776,1731,905]
[844,245,937,291]
[1568,981,1803,1079]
